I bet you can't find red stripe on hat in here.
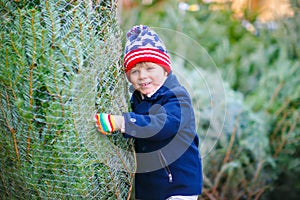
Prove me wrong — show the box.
[124,48,170,64]
[124,48,171,74]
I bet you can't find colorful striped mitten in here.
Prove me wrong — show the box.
[94,113,116,135]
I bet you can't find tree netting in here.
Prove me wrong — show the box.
[0,0,135,199]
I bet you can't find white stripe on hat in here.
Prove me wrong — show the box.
[125,53,171,69]
[125,49,170,62]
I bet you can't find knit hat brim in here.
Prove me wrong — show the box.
[124,48,171,74]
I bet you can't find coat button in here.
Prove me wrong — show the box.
[130,118,136,123]
[130,130,136,136]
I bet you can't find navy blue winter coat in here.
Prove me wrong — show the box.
[123,72,202,200]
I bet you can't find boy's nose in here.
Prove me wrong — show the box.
[138,69,147,79]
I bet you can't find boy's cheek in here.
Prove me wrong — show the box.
[131,83,140,91]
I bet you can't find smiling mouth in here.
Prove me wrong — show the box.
[140,82,151,88]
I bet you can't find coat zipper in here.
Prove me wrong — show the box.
[158,150,173,183]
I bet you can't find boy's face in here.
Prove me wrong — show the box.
[128,62,168,96]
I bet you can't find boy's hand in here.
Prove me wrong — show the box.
[94,113,117,135]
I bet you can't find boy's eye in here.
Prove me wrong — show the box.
[147,67,154,71]
[130,69,138,74]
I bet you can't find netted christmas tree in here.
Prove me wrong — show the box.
[0,0,135,199]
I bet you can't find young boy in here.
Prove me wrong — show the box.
[95,25,202,200]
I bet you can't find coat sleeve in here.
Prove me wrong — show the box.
[123,87,194,141]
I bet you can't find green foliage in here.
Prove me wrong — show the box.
[1,0,134,199]
[121,1,300,199]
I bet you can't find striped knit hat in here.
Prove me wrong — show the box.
[123,25,171,75]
